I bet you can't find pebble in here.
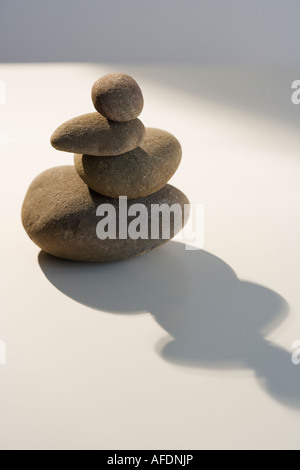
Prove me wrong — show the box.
[50,112,145,156]
[21,166,190,262]
[91,73,144,122]
[74,128,182,199]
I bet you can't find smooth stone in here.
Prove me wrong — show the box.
[91,73,144,122]
[21,166,190,262]
[50,112,145,156]
[74,128,182,199]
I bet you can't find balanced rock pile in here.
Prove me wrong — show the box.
[22,73,189,262]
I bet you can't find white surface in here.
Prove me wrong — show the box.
[0,64,300,450]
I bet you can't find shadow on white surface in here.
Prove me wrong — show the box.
[38,242,300,410]
[88,65,300,133]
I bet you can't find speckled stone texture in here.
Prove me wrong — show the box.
[74,128,182,199]
[50,112,145,156]
[91,73,144,122]
[21,166,190,262]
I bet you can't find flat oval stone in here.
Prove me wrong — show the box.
[74,128,182,199]
[50,112,145,156]
[91,73,144,122]
[21,166,190,262]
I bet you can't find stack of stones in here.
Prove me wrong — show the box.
[22,73,189,262]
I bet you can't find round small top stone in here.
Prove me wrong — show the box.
[91,73,144,122]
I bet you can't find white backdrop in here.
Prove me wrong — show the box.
[1,0,300,451]
[1,0,299,65]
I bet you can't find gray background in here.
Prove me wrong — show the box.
[1,0,299,64]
